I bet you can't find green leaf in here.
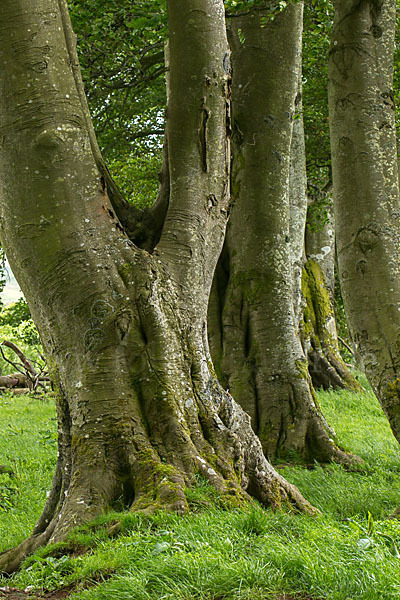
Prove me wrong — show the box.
[357,537,374,550]
[152,541,171,556]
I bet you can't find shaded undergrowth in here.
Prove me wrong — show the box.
[1,377,400,600]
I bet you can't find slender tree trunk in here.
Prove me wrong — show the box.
[290,73,308,332]
[209,4,357,465]
[302,194,361,391]
[329,0,400,437]
[301,256,361,391]
[306,194,336,303]
[289,104,359,398]
[0,0,315,574]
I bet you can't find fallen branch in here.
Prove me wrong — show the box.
[1,341,37,377]
[0,341,49,392]
[0,387,31,395]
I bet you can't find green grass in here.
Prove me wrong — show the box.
[0,392,57,552]
[1,381,400,600]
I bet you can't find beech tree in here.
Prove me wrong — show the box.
[299,0,361,392]
[68,0,359,455]
[208,3,358,463]
[0,0,317,574]
[329,1,400,439]
[302,200,361,392]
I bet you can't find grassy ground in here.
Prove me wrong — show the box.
[0,392,57,552]
[1,379,400,599]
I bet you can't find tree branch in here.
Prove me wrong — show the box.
[58,0,144,238]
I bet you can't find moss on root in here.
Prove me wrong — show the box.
[131,450,188,514]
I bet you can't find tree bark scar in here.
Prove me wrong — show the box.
[199,98,209,172]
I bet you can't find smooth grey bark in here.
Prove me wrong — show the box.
[302,190,361,391]
[306,194,336,302]
[329,0,400,437]
[0,0,315,574]
[290,73,308,331]
[208,4,356,465]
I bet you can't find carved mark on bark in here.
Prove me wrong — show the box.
[83,299,115,351]
[17,219,51,239]
[199,100,210,173]
[369,0,384,20]
[356,226,379,254]
[338,136,354,152]
[336,93,360,111]
[356,259,368,275]
[331,0,383,67]
[116,311,132,341]
[206,194,218,214]
[330,44,369,79]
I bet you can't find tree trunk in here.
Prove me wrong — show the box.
[306,194,336,302]
[301,257,361,391]
[290,72,308,332]
[208,4,357,465]
[329,0,400,437]
[304,190,361,391]
[302,192,358,391]
[0,0,315,574]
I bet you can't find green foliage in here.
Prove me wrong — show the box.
[24,555,75,589]
[225,0,299,17]
[0,299,42,373]
[306,195,332,233]
[2,384,400,599]
[66,0,167,209]
[108,152,162,209]
[303,0,333,195]
[68,0,167,160]
[16,319,41,346]
[0,298,31,328]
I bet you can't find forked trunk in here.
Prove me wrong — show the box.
[208,4,357,465]
[329,0,400,440]
[0,0,315,574]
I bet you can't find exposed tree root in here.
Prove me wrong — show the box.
[0,371,318,576]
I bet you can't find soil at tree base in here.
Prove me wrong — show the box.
[0,585,75,599]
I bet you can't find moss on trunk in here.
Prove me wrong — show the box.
[301,259,361,391]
